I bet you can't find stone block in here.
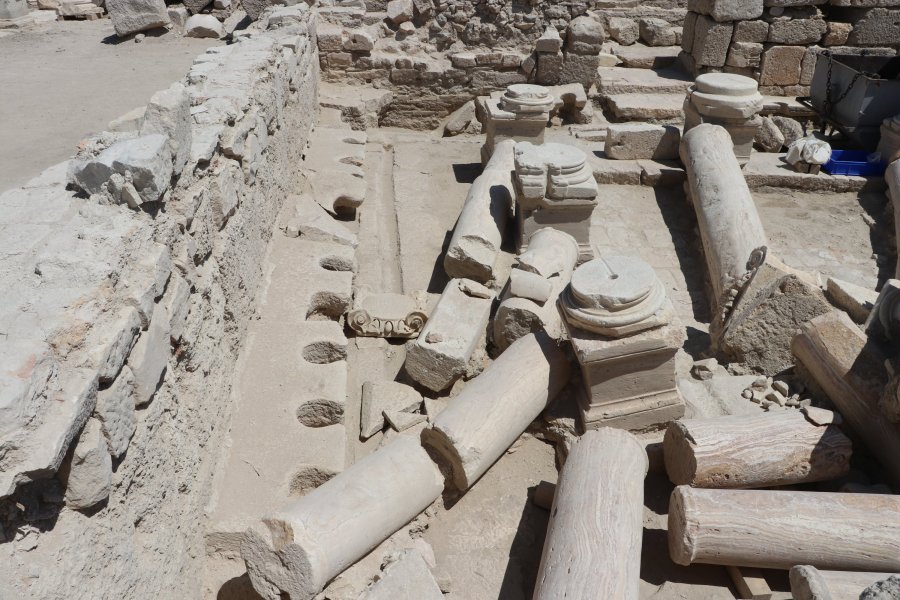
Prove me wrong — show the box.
[88,306,142,384]
[682,12,698,52]
[754,116,785,152]
[605,123,681,160]
[240,0,271,21]
[126,302,170,407]
[360,550,443,600]
[607,16,639,45]
[318,23,345,53]
[141,82,192,175]
[536,25,563,52]
[688,0,764,21]
[360,380,422,439]
[827,277,879,324]
[121,242,172,327]
[733,19,770,43]
[60,418,112,510]
[404,279,493,392]
[535,51,564,85]
[692,15,733,67]
[846,8,900,46]
[759,45,805,86]
[727,41,763,68]
[181,0,209,15]
[185,14,225,38]
[163,273,191,343]
[824,21,852,45]
[343,29,375,51]
[767,17,827,44]
[106,0,169,37]
[800,46,822,85]
[640,17,678,46]
[94,366,136,458]
[69,134,174,204]
[386,0,412,24]
[772,115,804,146]
[567,15,605,55]
[0,0,28,19]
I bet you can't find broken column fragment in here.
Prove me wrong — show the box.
[348,287,427,339]
[421,331,571,491]
[680,123,767,305]
[479,84,554,163]
[664,409,851,488]
[513,142,598,261]
[792,310,900,487]
[444,139,516,283]
[668,486,900,571]
[790,566,899,600]
[560,256,685,431]
[404,279,493,392]
[532,428,647,600]
[241,436,444,600]
[683,73,764,166]
[493,228,578,350]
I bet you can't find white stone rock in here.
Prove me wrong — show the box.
[827,277,879,324]
[106,0,170,37]
[344,29,375,51]
[384,409,427,432]
[386,0,412,24]
[70,134,174,204]
[287,194,359,247]
[141,82,193,175]
[94,366,136,458]
[61,418,112,510]
[360,549,443,600]
[186,14,225,38]
[536,26,563,53]
[606,123,681,160]
[126,302,171,407]
[88,306,142,383]
[360,380,422,439]
[163,273,191,343]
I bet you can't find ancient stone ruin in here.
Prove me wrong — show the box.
[2,0,900,598]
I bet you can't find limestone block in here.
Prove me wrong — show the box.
[163,273,191,343]
[846,8,900,46]
[240,0,271,21]
[141,82,192,175]
[88,306,142,383]
[360,381,422,439]
[862,577,900,599]
[639,17,677,46]
[536,26,563,52]
[126,302,171,407]
[360,550,443,600]
[120,242,171,327]
[567,16,605,55]
[692,15,733,67]
[733,19,770,43]
[754,116,786,151]
[682,12,698,52]
[182,0,209,14]
[605,123,680,160]
[60,418,112,510]
[878,117,900,164]
[422,332,571,491]
[759,45,805,86]
[344,29,375,52]
[768,17,827,44]
[772,115,804,146]
[318,23,345,53]
[824,21,853,45]
[94,366,136,458]
[0,0,28,18]
[69,134,174,204]
[386,0,412,24]
[688,0,764,21]
[186,14,225,38]
[444,101,477,137]
[242,437,444,600]
[827,277,879,323]
[727,41,763,68]
[107,0,169,37]
[790,566,898,600]
[209,158,243,229]
[287,194,358,248]
[607,17,638,46]
[384,410,426,432]
[404,279,493,392]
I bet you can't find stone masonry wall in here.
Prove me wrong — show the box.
[0,7,318,599]
[680,0,900,95]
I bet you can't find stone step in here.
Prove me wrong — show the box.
[612,43,681,69]
[319,82,393,130]
[605,93,684,121]
[596,67,693,96]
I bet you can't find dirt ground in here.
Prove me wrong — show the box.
[0,17,220,192]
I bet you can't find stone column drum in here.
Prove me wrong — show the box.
[560,256,685,431]
[683,73,764,166]
[513,142,598,262]
[480,84,555,164]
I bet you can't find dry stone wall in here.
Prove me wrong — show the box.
[680,0,900,95]
[0,7,318,599]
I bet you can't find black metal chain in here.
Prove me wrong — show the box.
[822,50,872,118]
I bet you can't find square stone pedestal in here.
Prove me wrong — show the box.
[684,100,761,167]
[565,312,685,431]
[516,203,595,262]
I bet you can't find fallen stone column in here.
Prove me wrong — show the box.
[790,566,899,600]
[887,160,900,278]
[668,486,900,571]
[421,331,571,491]
[664,408,851,488]
[444,139,516,283]
[532,428,647,600]
[241,436,444,600]
[680,123,768,303]
[792,310,900,486]
[493,228,578,350]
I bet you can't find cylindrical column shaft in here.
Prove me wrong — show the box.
[680,123,768,302]
[668,486,900,571]
[887,160,900,278]
[421,331,571,491]
[444,139,516,283]
[790,566,899,600]
[533,428,648,600]
[241,436,444,600]
[664,409,851,488]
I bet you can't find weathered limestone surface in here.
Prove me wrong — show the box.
[533,429,648,600]
[669,486,900,570]
[422,332,571,491]
[444,139,516,283]
[664,409,851,488]
[360,549,443,600]
[790,566,899,600]
[680,124,768,303]
[106,0,170,37]
[888,161,900,278]
[241,437,445,600]
[792,310,900,486]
